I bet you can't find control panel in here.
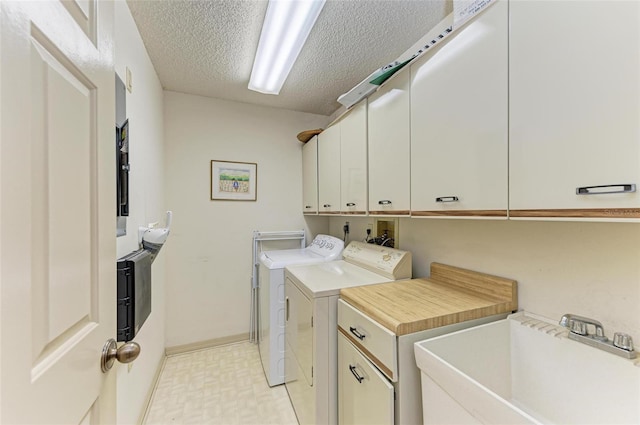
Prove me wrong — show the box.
[307,234,345,258]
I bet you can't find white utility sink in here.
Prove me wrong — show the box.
[414,312,640,425]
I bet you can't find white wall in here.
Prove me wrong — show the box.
[114,2,166,424]
[330,217,640,337]
[164,91,328,348]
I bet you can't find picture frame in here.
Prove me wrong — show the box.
[210,160,257,201]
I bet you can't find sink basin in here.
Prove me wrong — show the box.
[414,312,640,425]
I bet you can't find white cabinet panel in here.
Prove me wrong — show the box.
[340,101,368,215]
[338,299,397,381]
[318,124,341,214]
[368,72,411,215]
[302,136,318,214]
[509,0,640,220]
[410,0,508,218]
[338,334,394,425]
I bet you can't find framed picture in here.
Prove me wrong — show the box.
[210,160,257,201]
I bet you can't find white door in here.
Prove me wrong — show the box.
[1,1,117,423]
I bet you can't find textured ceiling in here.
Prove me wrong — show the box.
[127,0,452,116]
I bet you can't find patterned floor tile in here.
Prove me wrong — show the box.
[143,342,298,425]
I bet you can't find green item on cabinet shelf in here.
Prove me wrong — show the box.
[369,58,413,86]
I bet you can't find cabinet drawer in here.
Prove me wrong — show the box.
[338,299,397,381]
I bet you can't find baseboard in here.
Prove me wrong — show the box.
[138,354,166,425]
[164,333,251,357]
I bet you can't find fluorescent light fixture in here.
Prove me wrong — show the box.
[249,0,326,95]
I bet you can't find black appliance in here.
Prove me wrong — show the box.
[117,249,152,342]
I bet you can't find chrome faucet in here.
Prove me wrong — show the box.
[559,314,606,340]
[559,314,636,359]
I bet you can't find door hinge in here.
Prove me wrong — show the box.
[312,366,314,378]
[394,391,396,401]
[311,316,314,327]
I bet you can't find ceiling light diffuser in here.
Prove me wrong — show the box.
[249,0,326,95]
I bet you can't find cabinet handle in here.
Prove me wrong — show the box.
[323,204,331,208]
[346,202,356,207]
[349,326,365,340]
[286,297,289,322]
[436,196,459,202]
[305,205,313,209]
[378,200,392,205]
[349,365,364,383]
[576,184,636,195]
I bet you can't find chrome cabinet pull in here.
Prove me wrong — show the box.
[349,365,364,383]
[305,205,313,209]
[349,326,365,340]
[323,204,331,208]
[576,184,636,195]
[346,202,356,207]
[436,196,459,202]
[378,200,392,205]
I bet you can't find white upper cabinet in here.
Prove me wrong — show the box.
[318,123,341,214]
[302,135,318,214]
[410,0,508,218]
[340,101,368,215]
[509,0,640,220]
[368,71,411,215]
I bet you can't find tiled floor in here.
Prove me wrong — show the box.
[143,342,299,425]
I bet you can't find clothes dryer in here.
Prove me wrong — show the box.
[284,241,412,425]
[258,234,344,387]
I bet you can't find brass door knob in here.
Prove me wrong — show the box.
[101,338,141,372]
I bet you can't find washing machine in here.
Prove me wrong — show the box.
[283,241,412,425]
[259,234,344,387]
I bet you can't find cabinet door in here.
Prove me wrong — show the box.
[340,101,368,215]
[410,1,508,218]
[368,71,411,215]
[338,333,394,425]
[509,0,640,220]
[318,124,341,214]
[302,136,319,214]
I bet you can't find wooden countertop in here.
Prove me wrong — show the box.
[340,262,518,335]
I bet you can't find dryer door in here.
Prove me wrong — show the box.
[285,276,314,386]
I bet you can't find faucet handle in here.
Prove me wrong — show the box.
[569,319,588,336]
[613,333,634,351]
[559,314,606,340]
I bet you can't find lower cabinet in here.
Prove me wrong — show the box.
[338,333,394,425]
